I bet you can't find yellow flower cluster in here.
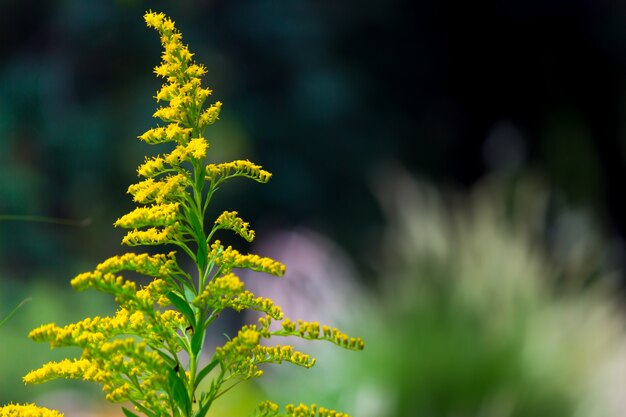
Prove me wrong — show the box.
[230,291,283,320]
[28,303,184,352]
[192,273,283,320]
[71,254,177,310]
[209,240,286,276]
[115,203,180,228]
[139,123,192,145]
[71,271,136,305]
[94,252,178,279]
[137,156,167,178]
[252,345,315,368]
[257,401,280,416]
[215,326,264,379]
[214,210,256,242]
[255,402,351,417]
[0,404,64,417]
[199,101,222,126]
[206,159,272,185]
[165,138,209,164]
[23,358,103,385]
[144,10,219,131]
[280,318,365,351]
[128,174,189,204]
[285,404,350,417]
[215,322,316,383]
[193,272,245,306]
[25,335,172,413]
[121,225,182,246]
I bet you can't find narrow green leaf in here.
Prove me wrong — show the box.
[194,357,219,390]
[195,393,214,417]
[122,407,141,417]
[191,320,205,357]
[167,291,196,326]
[187,208,208,271]
[168,367,191,416]
[129,400,159,417]
[0,298,31,328]
[196,240,208,272]
[156,349,177,368]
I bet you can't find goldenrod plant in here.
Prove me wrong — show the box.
[22,11,363,417]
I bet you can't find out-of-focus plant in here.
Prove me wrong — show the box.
[366,169,626,417]
[255,168,626,417]
[22,11,363,417]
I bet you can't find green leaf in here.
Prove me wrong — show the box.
[194,357,219,390]
[191,320,205,357]
[129,400,159,417]
[168,367,192,416]
[196,240,208,272]
[187,207,208,271]
[195,393,214,417]
[156,349,178,368]
[167,291,196,327]
[122,407,141,417]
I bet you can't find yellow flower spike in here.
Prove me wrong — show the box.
[70,271,137,303]
[185,64,207,77]
[121,224,182,246]
[95,252,178,278]
[137,155,166,177]
[129,311,145,329]
[26,11,363,417]
[114,202,180,229]
[158,138,210,164]
[0,403,64,417]
[139,123,192,144]
[23,358,95,384]
[199,101,222,127]
[209,240,286,276]
[144,10,168,30]
[128,174,189,204]
[155,83,179,103]
[193,272,245,308]
[214,210,256,242]
[153,105,181,123]
[206,159,271,184]
[186,137,209,160]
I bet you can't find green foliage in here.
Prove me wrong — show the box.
[261,174,625,417]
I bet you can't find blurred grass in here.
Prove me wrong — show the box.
[243,170,626,417]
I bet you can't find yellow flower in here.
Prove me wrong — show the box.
[209,240,286,276]
[138,123,192,144]
[214,210,256,242]
[128,174,189,204]
[137,156,166,177]
[114,203,180,228]
[0,403,64,417]
[121,225,182,246]
[206,159,272,184]
[23,358,96,384]
[199,101,222,127]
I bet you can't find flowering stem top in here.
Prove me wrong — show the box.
[24,11,363,417]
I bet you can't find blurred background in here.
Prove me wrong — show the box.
[2,0,626,416]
